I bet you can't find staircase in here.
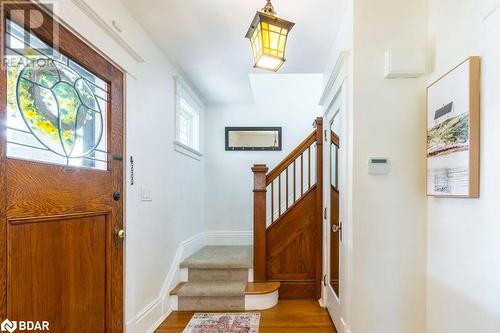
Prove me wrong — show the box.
[169,118,325,309]
[252,117,324,299]
[169,246,280,311]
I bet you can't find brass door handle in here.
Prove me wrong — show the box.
[116,229,126,239]
[114,228,126,248]
[332,225,340,233]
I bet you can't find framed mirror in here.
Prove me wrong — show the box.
[225,127,282,151]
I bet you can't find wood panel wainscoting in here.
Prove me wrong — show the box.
[0,1,125,331]
[252,117,323,299]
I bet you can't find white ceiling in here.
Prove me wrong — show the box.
[121,0,347,104]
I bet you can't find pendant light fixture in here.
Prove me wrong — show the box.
[245,0,295,72]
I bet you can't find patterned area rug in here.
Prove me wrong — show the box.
[182,313,260,333]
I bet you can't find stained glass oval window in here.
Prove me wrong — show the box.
[6,19,109,170]
[16,60,104,158]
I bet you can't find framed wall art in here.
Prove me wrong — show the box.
[426,56,480,197]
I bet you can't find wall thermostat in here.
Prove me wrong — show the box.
[368,158,390,175]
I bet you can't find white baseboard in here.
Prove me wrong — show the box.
[341,317,351,333]
[125,230,254,333]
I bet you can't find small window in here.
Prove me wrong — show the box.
[178,100,199,149]
[174,77,203,160]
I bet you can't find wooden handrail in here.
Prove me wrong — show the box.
[266,130,316,185]
[331,131,339,147]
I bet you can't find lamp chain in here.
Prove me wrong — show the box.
[261,0,276,16]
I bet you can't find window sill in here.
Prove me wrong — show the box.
[174,141,203,161]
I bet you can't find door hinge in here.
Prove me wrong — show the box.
[324,129,328,141]
[323,274,327,286]
[324,207,327,219]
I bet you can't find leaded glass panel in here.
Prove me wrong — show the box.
[5,19,109,170]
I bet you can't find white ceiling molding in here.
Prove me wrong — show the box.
[70,0,145,63]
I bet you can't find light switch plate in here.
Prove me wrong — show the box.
[141,186,152,201]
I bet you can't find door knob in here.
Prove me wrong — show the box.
[113,192,121,201]
[114,228,126,248]
[116,229,126,239]
[332,225,340,233]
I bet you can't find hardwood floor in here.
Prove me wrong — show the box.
[155,299,337,333]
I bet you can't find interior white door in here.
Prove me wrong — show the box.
[323,84,346,333]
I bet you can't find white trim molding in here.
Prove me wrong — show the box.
[174,141,203,161]
[125,230,254,333]
[319,51,349,106]
[69,0,145,63]
[320,50,352,333]
[125,232,205,333]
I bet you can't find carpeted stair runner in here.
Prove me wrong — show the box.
[177,246,252,311]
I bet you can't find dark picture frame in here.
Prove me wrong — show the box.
[225,127,282,151]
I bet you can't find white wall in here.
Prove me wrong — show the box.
[426,1,500,332]
[350,0,428,332]
[52,1,206,331]
[205,74,323,232]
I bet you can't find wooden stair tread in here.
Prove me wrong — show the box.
[245,282,281,295]
[170,282,186,296]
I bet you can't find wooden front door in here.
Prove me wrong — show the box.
[0,2,124,332]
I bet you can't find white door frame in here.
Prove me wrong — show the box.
[320,51,352,333]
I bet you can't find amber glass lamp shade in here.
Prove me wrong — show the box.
[245,12,295,72]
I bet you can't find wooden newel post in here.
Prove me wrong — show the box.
[252,164,268,282]
[313,117,323,298]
